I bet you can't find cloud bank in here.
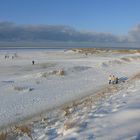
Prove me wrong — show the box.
[128,24,140,42]
[0,21,140,47]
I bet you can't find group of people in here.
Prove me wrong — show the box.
[108,75,119,84]
[4,53,18,59]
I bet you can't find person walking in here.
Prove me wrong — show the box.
[32,60,35,65]
[108,75,112,84]
[112,75,116,84]
[115,77,119,84]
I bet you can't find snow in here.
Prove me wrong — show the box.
[25,75,140,140]
[0,49,140,139]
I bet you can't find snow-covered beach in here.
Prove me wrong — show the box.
[0,48,140,140]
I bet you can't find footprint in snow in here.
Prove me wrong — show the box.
[127,89,139,92]
[93,113,106,118]
[112,102,127,112]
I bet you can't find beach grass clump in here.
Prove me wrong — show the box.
[121,57,131,62]
[51,69,65,76]
[14,86,26,91]
[136,50,140,53]
[14,86,33,92]
[113,49,139,54]
[58,70,65,76]
[0,132,7,140]
[72,48,140,55]
[72,48,106,54]
[14,125,32,139]
[64,121,76,130]
[62,107,71,116]
[41,69,65,78]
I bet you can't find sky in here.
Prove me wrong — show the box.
[0,0,140,48]
[0,0,140,35]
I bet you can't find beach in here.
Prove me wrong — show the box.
[0,48,140,139]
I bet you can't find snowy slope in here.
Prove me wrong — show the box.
[56,77,140,140]
[6,67,140,140]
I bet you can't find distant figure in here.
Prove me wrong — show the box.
[12,56,14,59]
[112,75,116,84]
[32,60,35,65]
[108,75,112,84]
[14,53,18,58]
[58,69,65,75]
[5,55,9,59]
[115,77,119,84]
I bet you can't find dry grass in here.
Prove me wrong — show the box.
[72,48,140,55]
[136,50,140,53]
[130,73,140,81]
[113,49,134,54]
[113,49,140,54]
[121,57,131,62]
[14,125,32,139]
[58,70,65,76]
[0,132,7,140]
[62,106,72,116]
[41,69,65,78]
[62,84,122,117]
[51,69,65,76]
[14,86,26,91]
[14,86,33,92]
[72,48,108,55]
[64,121,76,130]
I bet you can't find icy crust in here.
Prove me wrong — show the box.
[0,49,140,132]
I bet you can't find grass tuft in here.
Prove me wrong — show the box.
[64,121,75,130]
[0,132,7,140]
[14,125,32,139]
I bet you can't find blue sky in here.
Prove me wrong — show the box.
[0,0,140,35]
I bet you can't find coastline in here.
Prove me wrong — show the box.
[0,48,140,139]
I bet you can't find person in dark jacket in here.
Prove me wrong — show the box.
[32,60,35,65]
[108,75,112,84]
[115,77,119,84]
